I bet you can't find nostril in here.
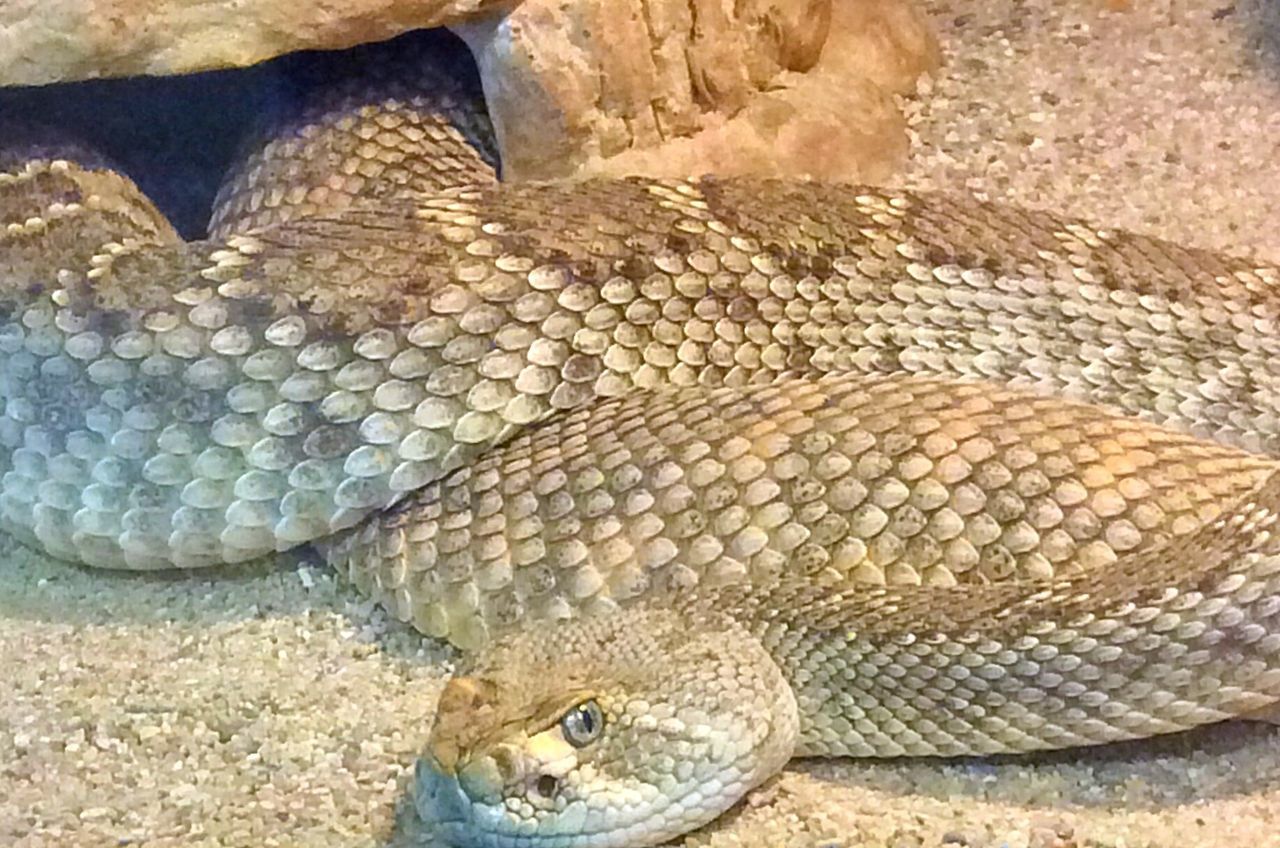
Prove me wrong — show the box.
[535,774,558,798]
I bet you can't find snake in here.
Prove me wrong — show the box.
[6,36,1280,848]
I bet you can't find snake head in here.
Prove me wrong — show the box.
[415,604,798,848]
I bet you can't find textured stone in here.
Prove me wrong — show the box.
[458,0,941,181]
[0,0,507,85]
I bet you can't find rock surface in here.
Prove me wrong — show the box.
[0,0,510,85]
[460,0,940,181]
[1,0,939,184]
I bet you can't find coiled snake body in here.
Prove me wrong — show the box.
[5,50,1280,848]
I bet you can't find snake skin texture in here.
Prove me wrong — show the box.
[5,157,1280,574]
[335,373,1274,650]
[421,473,1280,847]
[5,46,1280,848]
[209,39,499,240]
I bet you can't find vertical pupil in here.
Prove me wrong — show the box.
[578,707,594,733]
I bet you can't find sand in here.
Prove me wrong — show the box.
[4,0,1280,846]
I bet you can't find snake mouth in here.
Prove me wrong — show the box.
[415,755,565,848]
[413,749,689,848]
[414,756,470,828]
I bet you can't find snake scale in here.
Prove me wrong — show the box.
[6,42,1280,848]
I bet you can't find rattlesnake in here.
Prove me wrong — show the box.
[5,40,1280,848]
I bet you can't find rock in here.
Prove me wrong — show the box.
[0,0,509,85]
[1,0,939,185]
[458,0,941,181]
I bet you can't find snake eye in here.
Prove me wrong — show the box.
[560,699,605,748]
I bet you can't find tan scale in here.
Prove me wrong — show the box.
[329,373,1273,649]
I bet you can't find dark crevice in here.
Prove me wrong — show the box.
[0,28,482,240]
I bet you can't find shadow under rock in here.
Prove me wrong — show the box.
[0,27,485,240]
[800,718,1280,812]
[0,66,266,240]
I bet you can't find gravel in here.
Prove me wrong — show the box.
[4,0,1280,846]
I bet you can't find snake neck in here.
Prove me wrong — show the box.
[681,470,1280,757]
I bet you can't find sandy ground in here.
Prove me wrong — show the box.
[5,1,1280,846]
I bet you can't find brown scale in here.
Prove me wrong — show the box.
[0,160,179,307]
[209,40,499,238]
[327,373,1275,649]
